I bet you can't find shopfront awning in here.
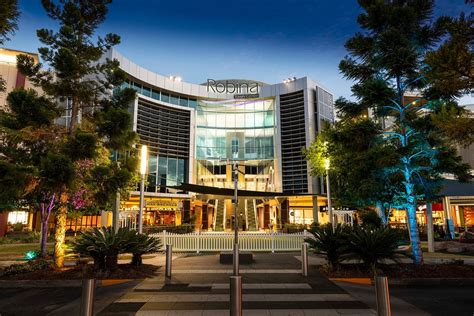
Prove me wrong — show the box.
[170,183,318,198]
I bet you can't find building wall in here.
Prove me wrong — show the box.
[0,48,39,110]
[110,49,334,195]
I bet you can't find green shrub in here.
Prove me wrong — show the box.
[1,259,51,276]
[284,223,307,233]
[73,227,136,271]
[127,234,161,267]
[12,223,25,232]
[345,226,409,273]
[305,224,350,269]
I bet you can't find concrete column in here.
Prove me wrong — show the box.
[442,196,452,232]
[312,196,319,224]
[263,204,271,229]
[202,204,208,230]
[426,202,435,253]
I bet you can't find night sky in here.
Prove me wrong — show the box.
[5,0,471,101]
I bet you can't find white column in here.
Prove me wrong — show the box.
[426,203,435,253]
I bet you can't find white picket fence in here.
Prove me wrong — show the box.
[149,231,310,253]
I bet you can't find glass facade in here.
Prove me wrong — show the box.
[196,99,275,160]
[146,153,186,191]
[195,98,276,191]
[120,79,197,109]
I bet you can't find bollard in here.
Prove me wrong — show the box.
[80,278,95,316]
[375,276,391,316]
[233,242,239,276]
[165,244,172,278]
[301,242,308,276]
[230,276,242,316]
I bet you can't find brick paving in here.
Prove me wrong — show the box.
[100,253,375,315]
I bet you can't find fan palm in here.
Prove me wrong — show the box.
[305,224,349,269]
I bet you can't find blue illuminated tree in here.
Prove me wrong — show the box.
[336,0,471,264]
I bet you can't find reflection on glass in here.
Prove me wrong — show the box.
[196,99,275,160]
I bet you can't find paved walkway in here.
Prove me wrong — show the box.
[100,253,376,315]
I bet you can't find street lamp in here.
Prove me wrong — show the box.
[233,161,239,276]
[325,157,333,229]
[138,145,148,234]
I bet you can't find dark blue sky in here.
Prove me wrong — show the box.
[6,0,469,99]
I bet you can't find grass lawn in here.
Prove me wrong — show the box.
[0,243,54,261]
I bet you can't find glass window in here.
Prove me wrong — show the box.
[179,97,188,107]
[131,82,141,93]
[231,138,239,158]
[161,92,169,103]
[264,110,274,126]
[177,159,185,184]
[142,86,151,97]
[148,155,157,174]
[245,113,255,128]
[170,95,179,105]
[168,158,177,181]
[235,113,245,128]
[158,156,167,185]
[188,99,197,108]
[152,90,160,100]
[254,112,264,127]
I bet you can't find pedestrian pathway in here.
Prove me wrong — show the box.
[100,253,375,315]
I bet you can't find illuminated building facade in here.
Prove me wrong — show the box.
[106,49,335,230]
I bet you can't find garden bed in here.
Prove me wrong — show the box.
[0,263,159,280]
[320,263,474,279]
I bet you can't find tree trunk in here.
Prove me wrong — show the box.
[40,218,49,257]
[54,192,68,268]
[406,204,423,264]
[375,201,388,226]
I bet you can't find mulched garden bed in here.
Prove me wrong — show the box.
[320,263,474,278]
[0,263,160,280]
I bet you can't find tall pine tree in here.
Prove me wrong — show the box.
[312,0,472,264]
[15,0,137,267]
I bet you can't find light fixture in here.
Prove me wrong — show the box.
[283,77,297,84]
[140,144,148,175]
[169,75,182,82]
[325,158,330,170]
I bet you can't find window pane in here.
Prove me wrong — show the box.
[179,97,188,107]
[158,156,167,185]
[177,159,185,184]
[188,99,197,108]
[142,86,151,97]
[170,95,179,105]
[152,90,160,100]
[161,93,169,103]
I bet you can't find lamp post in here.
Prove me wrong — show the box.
[233,161,239,276]
[138,145,148,234]
[325,158,333,229]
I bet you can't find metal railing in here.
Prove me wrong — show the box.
[150,230,308,253]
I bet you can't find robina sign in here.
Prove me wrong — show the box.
[207,79,260,99]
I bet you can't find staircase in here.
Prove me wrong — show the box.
[214,199,225,231]
[246,199,258,231]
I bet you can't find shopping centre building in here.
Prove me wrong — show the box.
[106,49,336,231]
[0,47,472,235]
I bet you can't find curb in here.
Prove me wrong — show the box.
[331,277,474,286]
[388,278,474,286]
[0,279,136,288]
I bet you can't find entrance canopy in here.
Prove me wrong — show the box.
[171,183,316,198]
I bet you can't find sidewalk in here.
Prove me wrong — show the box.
[100,253,377,315]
